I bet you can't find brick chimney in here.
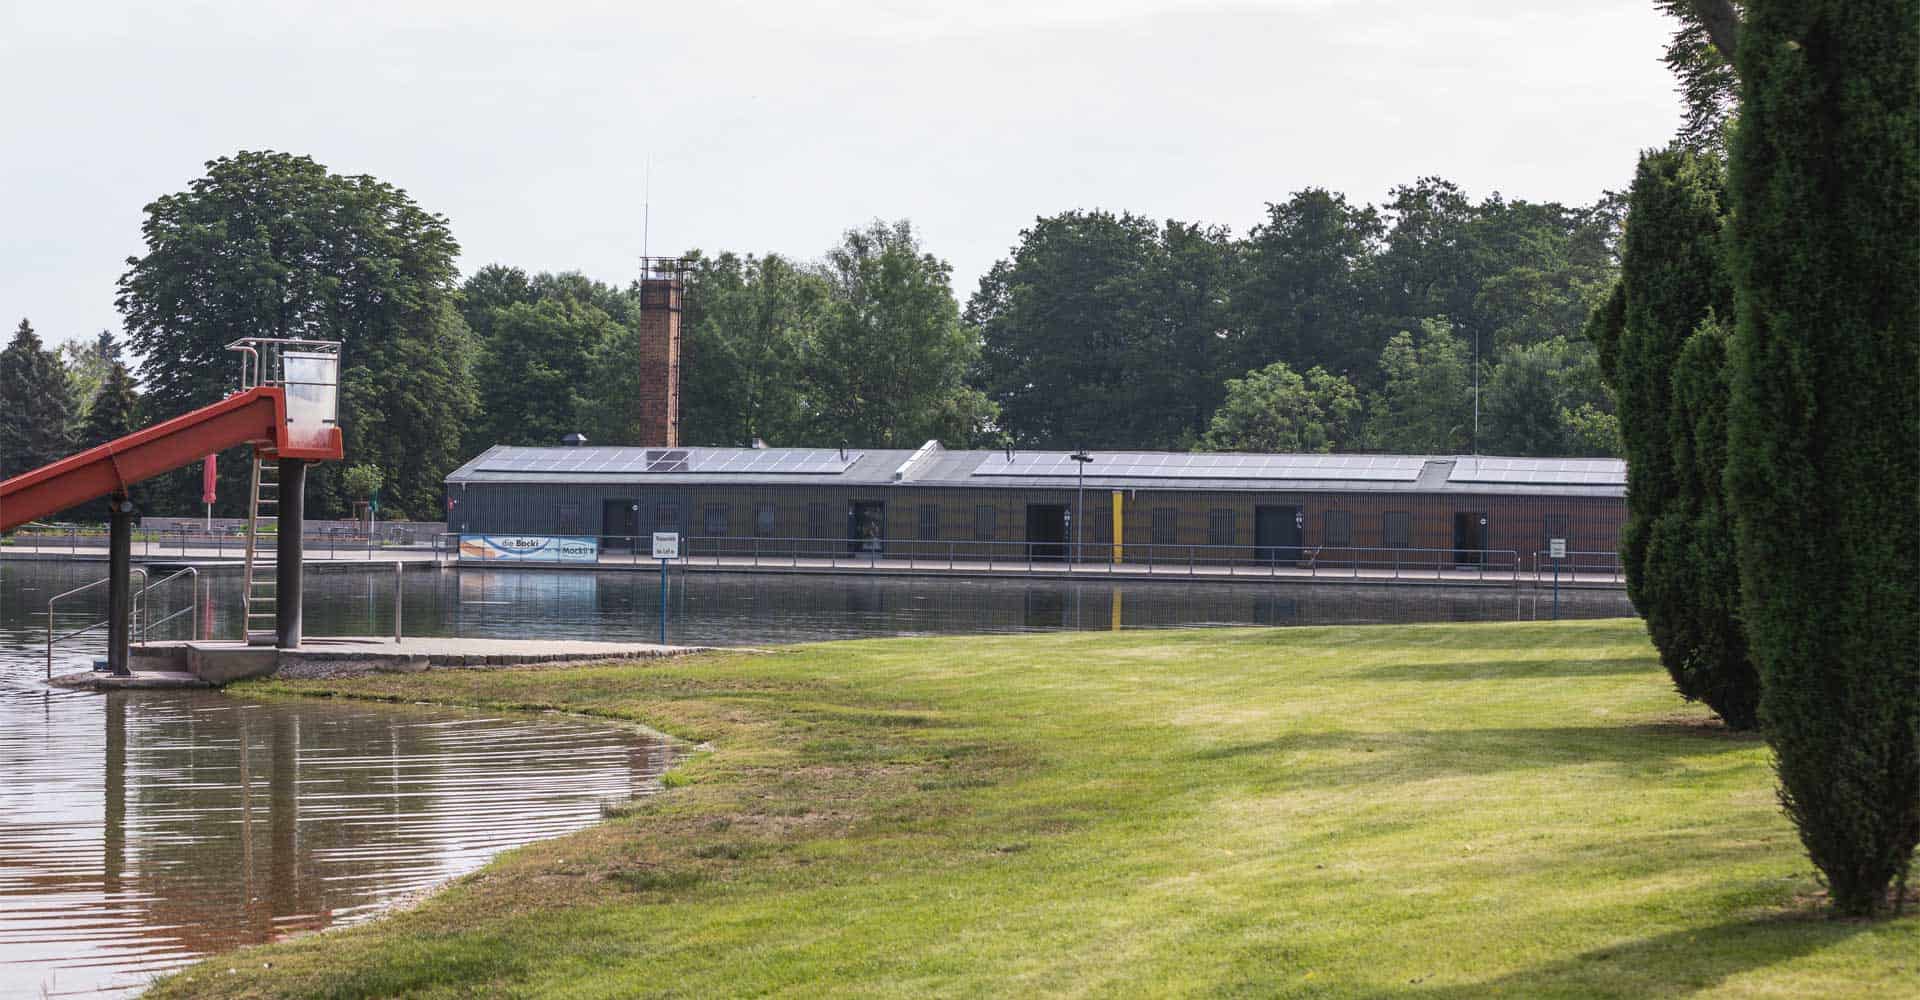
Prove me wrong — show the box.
[636,258,685,447]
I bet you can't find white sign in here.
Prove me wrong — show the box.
[1549,537,1567,560]
[651,532,681,560]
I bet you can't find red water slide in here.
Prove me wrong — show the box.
[0,387,343,532]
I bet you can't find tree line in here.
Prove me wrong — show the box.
[1,157,1628,522]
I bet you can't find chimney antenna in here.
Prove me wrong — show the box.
[642,155,651,263]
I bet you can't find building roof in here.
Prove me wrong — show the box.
[447,443,1626,497]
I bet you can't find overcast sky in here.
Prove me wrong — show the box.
[2,1,1683,348]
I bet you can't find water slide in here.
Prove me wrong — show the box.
[0,386,343,533]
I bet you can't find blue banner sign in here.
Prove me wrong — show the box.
[458,534,598,563]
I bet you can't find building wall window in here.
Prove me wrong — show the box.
[654,503,680,533]
[973,505,996,541]
[1207,508,1235,547]
[918,504,940,540]
[755,504,777,537]
[1383,511,1411,548]
[806,503,829,539]
[703,504,730,537]
[1152,508,1179,546]
[556,503,582,534]
[1324,510,1353,547]
[1091,506,1112,544]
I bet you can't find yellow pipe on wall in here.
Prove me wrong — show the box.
[1111,490,1124,563]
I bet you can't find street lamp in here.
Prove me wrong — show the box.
[1070,450,1093,563]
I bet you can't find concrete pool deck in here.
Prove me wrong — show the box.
[50,636,704,690]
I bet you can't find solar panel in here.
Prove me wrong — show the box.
[471,447,862,476]
[968,452,1425,482]
[1447,457,1626,486]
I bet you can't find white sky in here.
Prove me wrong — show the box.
[1,1,1683,347]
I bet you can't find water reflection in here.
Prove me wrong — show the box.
[0,678,671,998]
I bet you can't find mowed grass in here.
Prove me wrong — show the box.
[148,620,1916,998]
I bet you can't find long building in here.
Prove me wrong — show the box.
[445,441,1625,572]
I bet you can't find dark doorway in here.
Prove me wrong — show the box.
[1254,505,1302,564]
[1453,512,1488,565]
[602,499,638,550]
[848,501,886,555]
[1025,504,1069,561]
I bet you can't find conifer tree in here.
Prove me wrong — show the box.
[0,319,76,480]
[1600,147,1759,730]
[1725,0,1918,915]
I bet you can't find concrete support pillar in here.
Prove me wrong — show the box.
[276,459,306,649]
[106,495,134,675]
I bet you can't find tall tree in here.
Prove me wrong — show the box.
[59,331,123,423]
[1233,190,1383,383]
[1655,0,1743,147]
[1199,362,1359,454]
[1480,339,1595,457]
[1724,0,1918,915]
[472,297,623,448]
[1365,319,1471,453]
[0,319,76,480]
[74,350,143,518]
[678,251,828,447]
[970,210,1166,448]
[118,151,477,519]
[810,220,993,448]
[80,353,140,451]
[1600,146,1759,730]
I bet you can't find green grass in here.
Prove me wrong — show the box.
[148,620,1916,998]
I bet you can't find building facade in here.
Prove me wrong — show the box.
[447,443,1625,572]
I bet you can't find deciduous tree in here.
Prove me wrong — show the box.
[810,220,993,448]
[118,151,476,518]
[1365,319,1471,453]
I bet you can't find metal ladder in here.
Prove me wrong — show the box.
[241,455,280,645]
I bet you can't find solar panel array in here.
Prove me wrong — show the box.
[1448,457,1625,486]
[969,452,1426,481]
[474,447,861,475]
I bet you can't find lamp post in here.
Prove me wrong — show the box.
[1070,451,1093,563]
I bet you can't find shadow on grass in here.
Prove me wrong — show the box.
[1379,908,1877,999]
[1352,656,1657,681]
[1191,722,1764,786]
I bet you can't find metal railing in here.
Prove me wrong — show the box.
[440,532,1523,584]
[44,567,199,678]
[1529,549,1624,583]
[4,524,436,559]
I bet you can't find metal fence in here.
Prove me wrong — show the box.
[439,532,1529,583]
[1529,549,1624,582]
[4,523,441,559]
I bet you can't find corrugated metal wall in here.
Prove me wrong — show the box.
[453,481,1623,570]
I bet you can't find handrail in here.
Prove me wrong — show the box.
[44,566,199,679]
[46,569,145,679]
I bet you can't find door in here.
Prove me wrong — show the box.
[1453,512,1487,565]
[1254,505,1302,564]
[602,499,638,550]
[1025,504,1068,561]
[848,501,886,555]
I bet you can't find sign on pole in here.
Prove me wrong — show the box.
[651,531,680,561]
[1549,537,1567,560]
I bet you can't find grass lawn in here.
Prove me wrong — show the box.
[148,620,1916,998]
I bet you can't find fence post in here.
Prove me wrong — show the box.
[394,561,403,641]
